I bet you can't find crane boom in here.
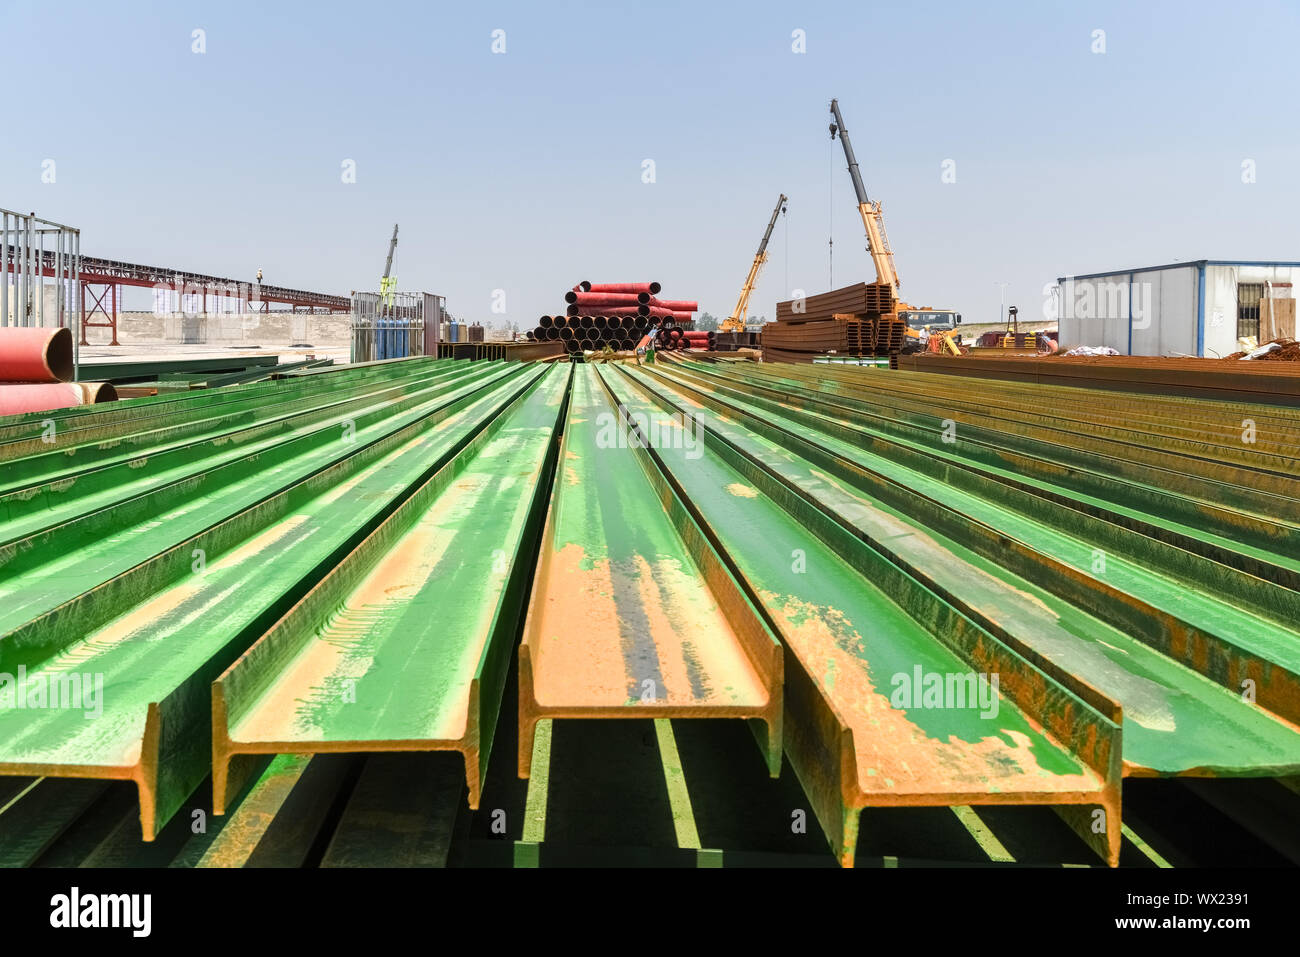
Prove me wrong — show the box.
[723,193,787,333]
[381,224,399,281]
[829,98,899,296]
[379,223,399,311]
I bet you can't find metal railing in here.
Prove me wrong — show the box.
[350,291,443,362]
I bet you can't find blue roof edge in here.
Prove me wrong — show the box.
[1058,260,1300,282]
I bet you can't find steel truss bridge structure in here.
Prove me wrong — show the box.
[3,244,350,346]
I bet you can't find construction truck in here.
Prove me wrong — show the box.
[829,99,963,352]
[722,194,787,339]
[898,308,963,353]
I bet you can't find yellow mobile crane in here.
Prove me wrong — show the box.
[722,193,787,335]
[829,98,962,353]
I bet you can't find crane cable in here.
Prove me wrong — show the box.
[784,195,789,301]
[828,135,835,289]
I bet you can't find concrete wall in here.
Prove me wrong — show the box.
[97,311,351,347]
[5,284,65,325]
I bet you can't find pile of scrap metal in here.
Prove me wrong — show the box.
[0,327,116,414]
[763,283,904,363]
[1226,337,1300,361]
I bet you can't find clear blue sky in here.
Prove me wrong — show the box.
[3,0,1297,325]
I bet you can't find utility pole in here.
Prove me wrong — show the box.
[994,281,1009,328]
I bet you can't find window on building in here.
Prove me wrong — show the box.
[1237,282,1265,340]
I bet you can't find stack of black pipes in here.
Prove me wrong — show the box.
[526,281,698,355]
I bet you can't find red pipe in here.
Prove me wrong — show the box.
[646,306,674,319]
[669,311,694,322]
[0,327,75,383]
[539,315,554,328]
[570,305,648,317]
[565,291,650,306]
[585,282,661,295]
[0,381,117,416]
[649,299,698,312]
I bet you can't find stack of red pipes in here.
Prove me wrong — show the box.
[681,330,716,351]
[652,328,714,352]
[527,281,699,355]
[0,327,118,416]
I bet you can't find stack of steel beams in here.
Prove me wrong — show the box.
[774,282,894,321]
[626,356,1300,863]
[213,363,570,812]
[2,356,1298,867]
[0,357,548,837]
[764,283,906,361]
[896,352,1300,406]
[435,340,565,362]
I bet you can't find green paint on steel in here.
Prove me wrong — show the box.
[513,841,541,868]
[697,847,724,867]
[631,362,1300,776]
[1121,823,1172,868]
[196,753,312,868]
[709,359,1300,526]
[522,719,552,844]
[74,353,280,383]
[0,356,451,460]
[670,360,1300,616]
[0,362,507,634]
[598,366,1109,791]
[0,777,41,816]
[0,358,482,505]
[951,806,1014,862]
[212,364,570,809]
[655,719,701,850]
[219,364,566,744]
[0,362,541,838]
[529,365,771,710]
[613,361,1124,866]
